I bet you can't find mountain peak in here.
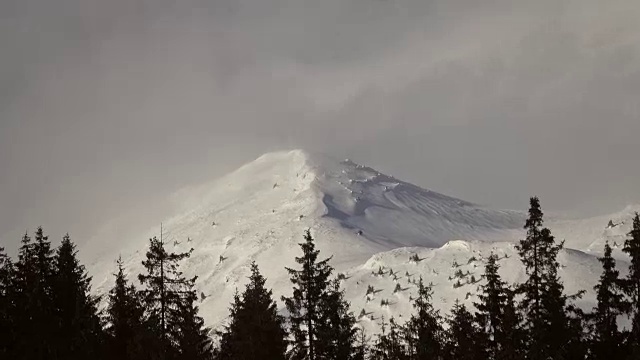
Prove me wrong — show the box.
[83,149,636,338]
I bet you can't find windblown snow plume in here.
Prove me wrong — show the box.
[83,150,638,334]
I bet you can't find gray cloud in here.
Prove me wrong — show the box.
[1,0,640,253]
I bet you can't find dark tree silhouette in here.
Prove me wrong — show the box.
[216,262,287,360]
[52,234,105,359]
[282,230,357,360]
[14,228,57,359]
[591,242,628,360]
[474,253,522,360]
[405,278,443,359]
[623,213,640,358]
[0,247,16,357]
[138,232,200,359]
[370,317,408,360]
[444,301,484,360]
[515,197,583,360]
[106,257,148,360]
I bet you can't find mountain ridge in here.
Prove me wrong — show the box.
[81,149,639,334]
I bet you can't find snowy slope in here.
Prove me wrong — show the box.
[341,240,626,335]
[82,150,637,334]
[550,206,640,260]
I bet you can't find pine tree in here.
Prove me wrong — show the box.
[138,234,197,359]
[283,230,357,360]
[52,234,105,359]
[515,197,580,360]
[590,242,627,360]
[405,278,443,360]
[0,247,16,357]
[106,257,148,360]
[444,301,483,360]
[14,227,57,359]
[474,253,521,360]
[622,212,640,358]
[217,262,286,360]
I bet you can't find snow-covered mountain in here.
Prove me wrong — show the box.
[82,149,638,334]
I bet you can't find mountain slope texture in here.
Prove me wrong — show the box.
[83,150,640,334]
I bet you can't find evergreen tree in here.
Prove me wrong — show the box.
[283,230,357,360]
[622,212,640,358]
[500,290,524,360]
[14,227,57,359]
[370,317,408,360]
[0,247,16,357]
[217,262,286,360]
[138,234,197,359]
[352,328,369,360]
[405,278,443,360]
[590,242,627,360]
[172,281,213,360]
[515,197,580,360]
[316,279,359,359]
[474,253,521,360]
[52,234,105,359]
[106,257,148,360]
[282,230,334,360]
[214,290,241,360]
[444,301,483,360]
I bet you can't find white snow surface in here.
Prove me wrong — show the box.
[82,150,638,335]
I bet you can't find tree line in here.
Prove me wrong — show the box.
[0,196,639,360]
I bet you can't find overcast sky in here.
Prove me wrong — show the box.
[1,0,640,252]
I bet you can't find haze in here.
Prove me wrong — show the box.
[2,0,640,253]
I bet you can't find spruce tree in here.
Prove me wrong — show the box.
[591,242,627,360]
[172,281,213,360]
[106,257,148,360]
[0,247,16,357]
[500,290,524,360]
[444,301,483,360]
[14,227,57,359]
[515,197,579,360]
[316,279,359,359]
[282,230,334,360]
[138,234,196,359]
[370,317,408,360]
[214,291,242,360]
[405,278,443,360]
[353,328,369,360]
[622,212,640,358]
[217,262,287,360]
[474,253,521,360]
[516,197,547,323]
[283,229,357,360]
[52,234,105,359]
